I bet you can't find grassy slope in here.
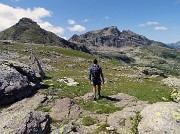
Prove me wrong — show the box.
[7,43,173,104]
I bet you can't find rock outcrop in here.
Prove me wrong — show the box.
[0,59,44,106]
[0,95,51,134]
[138,102,180,134]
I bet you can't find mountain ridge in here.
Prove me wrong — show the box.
[168,40,180,49]
[69,26,167,48]
[0,18,90,53]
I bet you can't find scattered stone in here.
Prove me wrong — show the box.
[141,67,167,78]
[106,126,115,131]
[57,77,79,86]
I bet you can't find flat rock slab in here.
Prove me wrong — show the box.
[138,102,180,134]
[0,95,51,134]
[50,98,82,123]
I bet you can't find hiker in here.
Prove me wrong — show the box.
[89,59,104,100]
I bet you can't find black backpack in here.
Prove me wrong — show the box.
[92,65,100,79]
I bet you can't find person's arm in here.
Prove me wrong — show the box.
[89,66,92,80]
[100,67,104,84]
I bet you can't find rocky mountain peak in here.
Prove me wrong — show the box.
[16,17,39,28]
[102,26,120,36]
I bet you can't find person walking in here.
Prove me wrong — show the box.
[89,59,104,100]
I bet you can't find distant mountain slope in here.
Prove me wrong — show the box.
[69,26,167,48]
[0,18,90,53]
[69,26,169,63]
[168,40,180,49]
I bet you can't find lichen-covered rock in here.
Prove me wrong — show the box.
[138,102,180,134]
[0,95,51,134]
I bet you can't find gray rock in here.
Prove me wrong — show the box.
[162,77,180,88]
[0,60,43,106]
[29,54,46,80]
[50,98,82,123]
[138,102,180,134]
[57,77,79,86]
[14,112,51,134]
[107,110,135,129]
[110,93,137,107]
[62,125,77,134]
[0,95,51,134]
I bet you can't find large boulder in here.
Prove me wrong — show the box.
[0,60,44,106]
[138,102,180,134]
[0,95,51,134]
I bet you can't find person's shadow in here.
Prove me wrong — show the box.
[100,95,120,102]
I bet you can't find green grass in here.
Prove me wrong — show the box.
[39,106,52,112]
[82,99,124,114]
[82,116,97,126]
[102,77,172,103]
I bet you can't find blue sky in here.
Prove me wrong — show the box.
[0,0,180,43]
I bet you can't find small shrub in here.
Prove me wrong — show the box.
[131,111,142,134]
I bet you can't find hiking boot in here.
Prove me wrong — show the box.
[97,94,102,99]
[92,95,96,101]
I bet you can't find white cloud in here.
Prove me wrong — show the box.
[138,24,146,27]
[146,22,159,25]
[68,25,86,32]
[39,21,64,35]
[138,21,159,27]
[68,19,76,25]
[105,16,109,20]
[154,26,168,31]
[82,19,89,22]
[0,3,64,35]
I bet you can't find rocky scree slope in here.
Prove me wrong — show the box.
[0,18,90,53]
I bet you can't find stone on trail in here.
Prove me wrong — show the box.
[50,98,82,123]
[57,77,79,86]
